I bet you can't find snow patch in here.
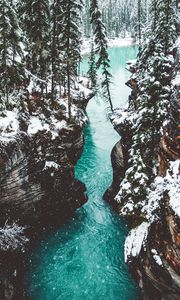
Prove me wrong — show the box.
[172,73,180,87]
[0,111,19,139]
[168,160,180,218]
[124,222,149,262]
[43,161,60,170]
[151,249,163,266]
[27,117,49,135]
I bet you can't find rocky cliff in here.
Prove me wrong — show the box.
[0,78,94,299]
[104,39,180,299]
[0,124,87,229]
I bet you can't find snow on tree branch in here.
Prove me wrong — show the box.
[0,221,29,251]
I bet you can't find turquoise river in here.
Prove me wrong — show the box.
[26,46,139,300]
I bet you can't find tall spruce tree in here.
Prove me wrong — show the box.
[51,0,65,101]
[87,42,97,90]
[138,0,142,47]
[19,0,50,93]
[155,0,177,55]
[83,0,91,37]
[150,0,158,32]
[90,0,113,112]
[0,0,24,105]
[116,0,178,213]
[60,0,83,119]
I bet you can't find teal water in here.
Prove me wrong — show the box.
[27,46,139,300]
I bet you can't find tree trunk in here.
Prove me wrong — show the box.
[51,0,56,103]
[165,0,170,56]
[67,0,71,119]
[67,61,71,119]
[59,81,61,98]
[176,0,178,9]
[138,0,142,49]
[106,73,113,112]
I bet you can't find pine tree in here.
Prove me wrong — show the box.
[87,42,97,90]
[90,0,113,111]
[83,0,91,37]
[19,0,50,93]
[51,0,65,101]
[60,0,83,119]
[116,0,178,214]
[150,0,158,32]
[155,0,177,55]
[138,0,142,48]
[0,0,24,105]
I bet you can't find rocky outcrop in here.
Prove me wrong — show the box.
[0,79,94,230]
[0,80,94,300]
[104,49,180,299]
[0,125,87,230]
[103,140,126,205]
[126,191,180,300]
[0,124,88,300]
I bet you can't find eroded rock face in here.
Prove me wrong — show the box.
[129,195,180,300]
[0,125,87,230]
[103,140,126,204]
[105,128,180,300]
[0,85,94,299]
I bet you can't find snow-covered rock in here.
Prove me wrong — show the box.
[125,222,149,262]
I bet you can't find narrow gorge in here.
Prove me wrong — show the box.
[0,1,179,300]
[25,46,139,300]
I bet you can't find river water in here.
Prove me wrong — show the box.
[26,46,139,300]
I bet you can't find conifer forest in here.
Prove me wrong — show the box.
[0,0,179,299]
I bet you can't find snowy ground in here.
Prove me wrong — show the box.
[0,77,91,144]
[81,37,135,55]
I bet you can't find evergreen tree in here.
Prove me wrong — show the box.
[150,0,158,32]
[83,0,91,37]
[155,0,177,55]
[82,0,151,39]
[90,0,113,111]
[19,0,50,92]
[116,0,178,214]
[51,0,65,101]
[0,0,24,105]
[60,0,83,118]
[87,42,97,90]
[138,0,142,47]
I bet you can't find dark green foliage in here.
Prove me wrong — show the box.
[90,0,113,111]
[0,0,24,104]
[83,0,91,37]
[51,0,65,101]
[155,0,177,55]
[19,0,50,82]
[0,0,84,115]
[87,42,97,90]
[117,0,178,208]
[59,0,83,118]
